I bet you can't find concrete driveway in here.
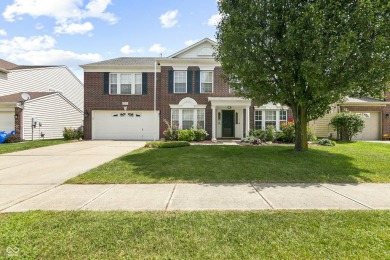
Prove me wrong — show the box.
[0,140,145,210]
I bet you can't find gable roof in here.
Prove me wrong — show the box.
[9,65,60,70]
[81,57,158,68]
[0,59,17,70]
[343,96,390,106]
[0,92,54,103]
[168,38,217,58]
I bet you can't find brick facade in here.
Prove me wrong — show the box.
[83,63,390,140]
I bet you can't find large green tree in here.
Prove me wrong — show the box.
[215,0,389,151]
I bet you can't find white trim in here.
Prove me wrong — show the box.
[168,38,217,58]
[170,108,205,129]
[109,73,142,95]
[209,97,251,107]
[254,109,287,131]
[83,67,161,73]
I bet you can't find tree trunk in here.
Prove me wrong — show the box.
[293,105,308,151]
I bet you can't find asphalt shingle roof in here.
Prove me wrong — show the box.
[0,59,17,70]
[0,92,54,103]
[81,57,159,67]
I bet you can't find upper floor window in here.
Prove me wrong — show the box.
[110,73,142,95]
[174,71,187,93]
[200,71,213,93]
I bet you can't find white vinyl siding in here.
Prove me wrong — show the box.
[110,73,142,95]
[171,109,205,130]
[174,71,187,93]
[254,110,287,131]
[0,67,83,111]
[23,94,83,140]
[200,71,213,93]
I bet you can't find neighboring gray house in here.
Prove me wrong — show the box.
[0,59,83,140]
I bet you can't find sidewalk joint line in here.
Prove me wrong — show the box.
[251,183,274,209]
[320,184,373,209]
[165,184,177,211]
[78,184,115,210]
[0,184,60,212]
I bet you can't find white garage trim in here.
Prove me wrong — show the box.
[92,110,159,140]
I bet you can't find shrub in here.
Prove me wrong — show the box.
[241,136,255,143]
[177,129,196,142]
[279,121,295,143]
[162,119,179,141]
[307,127,317,142]
[63,127,83,140]
[330,112,365,141]
[145,141,190,148]
[250,129,267,140]
[193,127,209,142]
[264,125,276,142]
[4,134,21,143]
[316,138,336,146]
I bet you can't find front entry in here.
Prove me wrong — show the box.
[222,110,235,137]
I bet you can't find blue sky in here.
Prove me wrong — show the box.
[0,0,220,80]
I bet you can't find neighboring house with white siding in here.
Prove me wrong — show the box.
[0,92,82,140]
[0,59,83,140]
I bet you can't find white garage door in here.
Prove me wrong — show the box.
[0,111,14,132]
[92,110,159,140]
[352,112,381,140]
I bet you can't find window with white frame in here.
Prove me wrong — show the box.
[174,71,187,93]
[200,71,213,93]
[254,110,287,131]
[265,111,277,127]
[110,73,142,95]
[171,109,205,130]
[254,110,262,130]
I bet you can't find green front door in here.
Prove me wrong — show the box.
[222,110,235,137]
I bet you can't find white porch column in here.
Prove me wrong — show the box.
[246,106,250,137]
[211,106,217,141]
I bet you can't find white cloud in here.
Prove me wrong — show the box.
[208,14,221,26]
[2,0,117,34]
[54,22,94,35]
[184,39,199,46]
[0,35,56,53]
[0,29,7,36]
[159,10,178,28]
[7,49,101,66]
[120,45,143,55]
[149,43,166,54]
[0,34,101,72]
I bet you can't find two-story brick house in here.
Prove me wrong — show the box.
[81,38,390,141]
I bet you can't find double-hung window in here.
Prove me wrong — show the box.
[171,109,205,130]
[254,110,287,131]
[200,71,213,93]
[110,73,142,95]
[174,71,187,93]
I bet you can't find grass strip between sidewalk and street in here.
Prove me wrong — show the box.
[67,142,390,184]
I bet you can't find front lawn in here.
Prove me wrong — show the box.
[0,139,70,155]
[67,142,390,184]
[1,211,389,259]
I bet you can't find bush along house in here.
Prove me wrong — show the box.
[81,38,390,141]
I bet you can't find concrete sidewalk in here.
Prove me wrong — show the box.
[2,183,389,212]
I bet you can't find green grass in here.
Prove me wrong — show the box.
[145,141,190,148]
[1,211,389,259]
[0,139,70,154]
[67,142,390,184]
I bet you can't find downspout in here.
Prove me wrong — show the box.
[154,59,157,141]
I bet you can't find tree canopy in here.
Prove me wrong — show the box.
[215,0,390,151]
